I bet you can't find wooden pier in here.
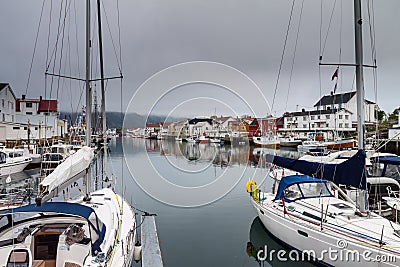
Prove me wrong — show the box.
[141,215,163,267]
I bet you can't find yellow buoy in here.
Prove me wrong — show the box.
[246,180,256,193]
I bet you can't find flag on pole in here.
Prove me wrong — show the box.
[331,67,339,81]
[331,67,339,93]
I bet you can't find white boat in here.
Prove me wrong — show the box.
[297,140,327,153]
[0,149,31,177]
[253,135,280,148]
[0,187,136,267]
[209,137,221,143]
[279,137,302,148]
[249,174,400,266]
[41,143,74,174]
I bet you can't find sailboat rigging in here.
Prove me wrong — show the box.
[0,1,137,266]
[247,1,400,266]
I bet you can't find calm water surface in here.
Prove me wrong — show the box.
[108,137,318,267]
[1,138,318,267]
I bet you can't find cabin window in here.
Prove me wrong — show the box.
[7,250,29,266]
[298,182,332,198]
[0,153,6,163]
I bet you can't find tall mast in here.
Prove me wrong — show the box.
[97,0,106,137]
[84,0,92,201]
[354,0,367,212]
[354,0,365,150]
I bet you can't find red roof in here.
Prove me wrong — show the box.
[16,98,58,113]
[145,123,160,128]
[38,99,57,112]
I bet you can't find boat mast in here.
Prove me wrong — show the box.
[97,0,106,138]
[84,0,92,201]
[354,0,365,150]
[97,0,107,184]
[354,0,367,212]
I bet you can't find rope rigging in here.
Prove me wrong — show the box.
[270,0,295,114]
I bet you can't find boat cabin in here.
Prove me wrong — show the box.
[274,175,334,203]
[0,202,106,267]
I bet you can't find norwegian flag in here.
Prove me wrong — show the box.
[331,67,339,81]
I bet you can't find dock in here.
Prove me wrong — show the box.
[141,215,163,267]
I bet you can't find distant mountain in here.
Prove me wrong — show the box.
[59,111,184,129]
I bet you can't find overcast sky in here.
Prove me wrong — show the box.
[0,0,399,118]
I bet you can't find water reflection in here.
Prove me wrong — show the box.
[0,170,40,205]
[139,139,301,168]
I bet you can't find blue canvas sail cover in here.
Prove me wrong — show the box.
[273,175,332,202]
[371,155,400,165]
[265,149,366,189]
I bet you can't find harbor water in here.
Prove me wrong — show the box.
[1,137,320,266]
[112,137,318,267]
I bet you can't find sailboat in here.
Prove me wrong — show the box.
[0,1,137,266]
[247,1,400,266]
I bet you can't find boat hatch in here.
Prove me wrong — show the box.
[7,249,29,267]
[330,203,353,209]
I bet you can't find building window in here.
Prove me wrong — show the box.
[26,102,33,108]
[26,112,33,115]
[11,115,14,122]
[35,127,38,130]
[1,99,4,107]
[339,123,343,128]
[2,114,4,122]
[345,115,349,120]
[303,116,306,120]
[326,123,329,128]
[24,127,27,130]
[339,115,343,119]
[311,116,314,120]
[303,124,307,128]
[326,115,330,119]
[13,127,20,130]
[345,123,349,128]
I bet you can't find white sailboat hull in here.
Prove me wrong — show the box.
[0,158,31,177]
[252,197,400,266]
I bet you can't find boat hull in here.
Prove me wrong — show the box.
[252,198,400,267]
[279,140,302,147]
[325,139,355,150]
[0,159,30,176]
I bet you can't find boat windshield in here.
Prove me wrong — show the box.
[369,163,400,179]
[283,182,332,202]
